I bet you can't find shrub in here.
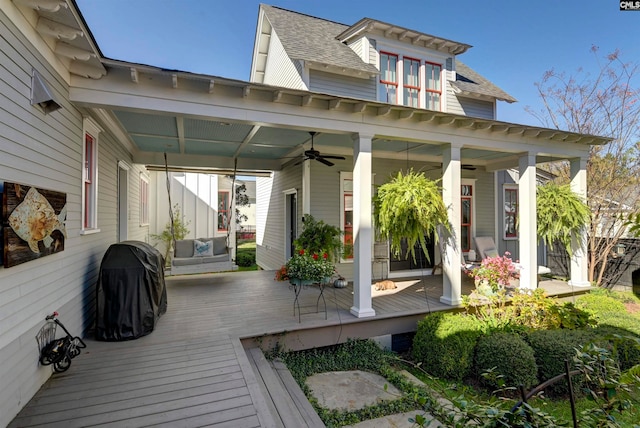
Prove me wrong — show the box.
[575,293,626,320]
[593,325,640,371]
[474,332,538,390]
[525,329,596,397]
[412,312,483,381]
[236,250,255,267]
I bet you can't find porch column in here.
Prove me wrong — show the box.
[441,143,462,306]
[569,156,590,287]
[350,133,375,318]
[518,152,538,290]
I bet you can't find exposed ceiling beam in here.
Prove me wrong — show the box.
[36,17,82,40]
[14,0,67,13]
[54,42,95,61]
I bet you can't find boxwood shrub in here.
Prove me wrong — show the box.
[474,331,538,390]
[412,312,483,381]
[525,328,596,397]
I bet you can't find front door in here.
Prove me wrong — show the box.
[285,191,297,259]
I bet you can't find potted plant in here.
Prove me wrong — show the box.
[373,169,451,263]
[294,214,344,262]
[274,249,335,285]
[469,252,519,295]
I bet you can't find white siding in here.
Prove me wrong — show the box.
[0,12,141,426]
[309,69,376,100]
[457,97,495,120]
[263,29,306,90]
[348,37,365,60]
[256,167,302,271]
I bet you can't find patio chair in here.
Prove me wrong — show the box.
[473,236,551,279]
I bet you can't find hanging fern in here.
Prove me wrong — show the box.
[537,183,590,257]
[373,169,451,262]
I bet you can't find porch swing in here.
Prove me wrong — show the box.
[163,154,237,275]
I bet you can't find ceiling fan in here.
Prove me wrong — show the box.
[297,132,345,167]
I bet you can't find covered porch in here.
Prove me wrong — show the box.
[10,270,587,427]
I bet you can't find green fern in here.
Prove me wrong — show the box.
[536,183,590,257]
[373,169,451,262]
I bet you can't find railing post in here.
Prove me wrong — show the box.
[565,359,579,428]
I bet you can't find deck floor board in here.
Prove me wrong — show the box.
[10,270,583,427]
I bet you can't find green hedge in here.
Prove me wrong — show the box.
[474,332,538,390]
[593,324,640,371]
[412,312,483,381]
[525,328,596,397]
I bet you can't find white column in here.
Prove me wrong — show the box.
[518,152,538,290]
[569,156,590,287]
[350,133,375,318]
[441,143,462,305]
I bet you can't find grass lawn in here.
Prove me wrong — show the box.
[236,240,257,271]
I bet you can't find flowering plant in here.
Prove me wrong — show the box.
[274,249,335,283]
[469,252,519,292]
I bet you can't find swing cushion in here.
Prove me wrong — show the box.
[193,239,214,257]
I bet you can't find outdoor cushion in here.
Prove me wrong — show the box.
[175,239,194,258]
[172,257,203,266]
[484,248,499,258]
[199,254,229,264]
[194,239,214,257]
[213,237,227,255]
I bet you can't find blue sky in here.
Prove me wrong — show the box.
[76,0,639,127]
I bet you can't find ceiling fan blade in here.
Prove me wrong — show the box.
[320,155,346,160]
[316,157,335,167]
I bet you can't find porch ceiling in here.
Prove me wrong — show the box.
[70,60,612,175]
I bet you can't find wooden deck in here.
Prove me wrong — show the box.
[10,271,587,427]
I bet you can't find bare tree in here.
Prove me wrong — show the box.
[527,47,640,287]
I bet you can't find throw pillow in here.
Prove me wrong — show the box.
[193,239,214,257]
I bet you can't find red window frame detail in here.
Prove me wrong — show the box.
[379,52,398,104]
[217,191,230,231]
[403,56,421,108]
[504,188,518,238]
[425,61,442,111]
[84,133,94,229]
[343,191,353,259]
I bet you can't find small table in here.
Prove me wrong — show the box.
[289,279,327,322]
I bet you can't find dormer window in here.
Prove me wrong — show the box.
[425,62,442,110]
[403,57,420,108]
[379,52,398,103]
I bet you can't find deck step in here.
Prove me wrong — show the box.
[246,347,324,428]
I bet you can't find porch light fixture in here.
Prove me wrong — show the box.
[30,69,62,114]
[614,243,626,257]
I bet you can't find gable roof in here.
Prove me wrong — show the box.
[261,5,379,75]
[261,5,515,103]
[453,61,517,103]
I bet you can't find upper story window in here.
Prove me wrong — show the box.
[425,62,442,110]
[82,117,101,234]
[403,57,420,108]
[379,52,398,104]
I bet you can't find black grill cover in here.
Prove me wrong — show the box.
[96,241,167,341]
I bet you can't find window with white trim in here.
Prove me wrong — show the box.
[425,62,442,110]
[504,186,518,239]
[139,173,149,226]
[217,191,230,231]
[342,178,354,260]
[461,184,473,252]
[378,52,398,104]
[82,118,101,232]
[403,57,420,107]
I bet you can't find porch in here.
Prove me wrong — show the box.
[10,271,586,427]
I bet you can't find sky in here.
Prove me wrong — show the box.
[75,0,640,127]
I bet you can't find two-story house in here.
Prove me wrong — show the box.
[250,5,570,299]
[0,3,608,424]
